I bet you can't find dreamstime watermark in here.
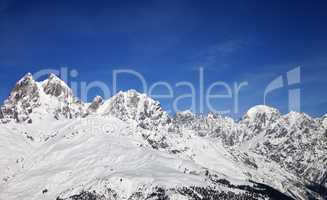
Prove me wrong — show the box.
[32,66,301,115]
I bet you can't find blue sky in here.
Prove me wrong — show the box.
[0,0,326,118]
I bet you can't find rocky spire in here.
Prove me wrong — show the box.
[42,73,73,99]
[1,73,39,123]
[8,72,39,103]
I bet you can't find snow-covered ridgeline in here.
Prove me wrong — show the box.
[0,73,326,200]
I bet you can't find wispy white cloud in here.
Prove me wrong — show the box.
[211,39,247,56]
[190,39,250,71]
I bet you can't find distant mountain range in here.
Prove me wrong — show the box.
[0,73,326,200]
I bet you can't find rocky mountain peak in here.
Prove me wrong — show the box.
[241,105,280,128]
[0,73,40,123]
[283,111,312,125]
[17,72,33,83]
[236,105,282,141]
[173,110,197,129]
[42,73,73,99]
[243,105,280,121]
[8,72,38,102]
[100,90,170,129]
[176,109,195,119]
[0,73,86,123]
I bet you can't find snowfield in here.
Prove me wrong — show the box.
[0,73,326,200]
[0,117,250,199]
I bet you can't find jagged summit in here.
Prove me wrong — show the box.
[8,73,38,102]
[0,73,40,123]
[0,73,84,123]
[283,111,312,124]
[17,72,33,84]
[42,73,74,99]
[1,73,326,127]
[0,75,173,127]
[173,110,197,128]
[6,72,74,102]
[98,90,170,129]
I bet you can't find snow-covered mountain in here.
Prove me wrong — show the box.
[0,73,326,200]
[97,89,171,130]
[0,73,85,124]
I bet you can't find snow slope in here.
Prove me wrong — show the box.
[0,116,266,200]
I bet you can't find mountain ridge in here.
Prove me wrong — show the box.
[1,73,325,123]
[0,73,326,200]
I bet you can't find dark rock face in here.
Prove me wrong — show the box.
[55,171,293,200]
[10,73,39,101]
[0,109,4,119]
[306,183,327,200]
[56,191,106,200]
[142,133,169,150]
[56,183,293,200]
[87,96,103,112]
[43,73,73,98]
[176,186,261,200]
[0,73,40,122]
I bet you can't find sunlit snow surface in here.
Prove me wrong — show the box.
[0,117,249,199]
